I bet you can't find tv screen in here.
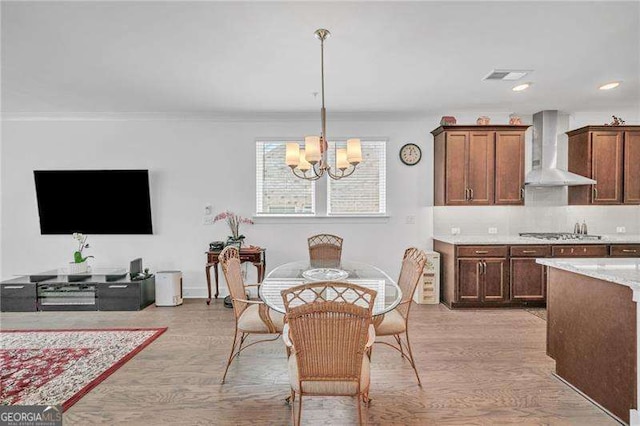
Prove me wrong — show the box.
[34,170,153,234]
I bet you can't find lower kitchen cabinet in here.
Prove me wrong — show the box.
[436,240,639,308]
[483,258,509,302]
[510,258,546,301]
[457,257,508,305]
[458,259,481,302]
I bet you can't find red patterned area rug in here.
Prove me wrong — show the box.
[0,328,166,411]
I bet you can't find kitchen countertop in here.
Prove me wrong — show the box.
[537,257,640,291]
[432,234,640,245]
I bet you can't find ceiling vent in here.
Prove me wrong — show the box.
[483,69,531,81]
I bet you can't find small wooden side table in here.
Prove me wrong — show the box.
[205,247,266,304]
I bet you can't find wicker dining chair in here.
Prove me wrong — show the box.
[281,282,377,426]
[219,246,284,384]
[308,234,344,268]
[373,247,427,385]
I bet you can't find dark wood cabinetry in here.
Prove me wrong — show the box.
[510,258,546,301]
[495,131,526,204]
[435,240,635,309]
[433,125,529,206]
[509,245,549,302]
[568,126,640,205]
[457,257,508,303]
[551,245,608,257]
[624,131,640,203]
[610,244,640,257]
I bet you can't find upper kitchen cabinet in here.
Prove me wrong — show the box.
[433,125,529,206]
[567,126,640,205]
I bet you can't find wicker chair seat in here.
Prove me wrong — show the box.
[237,304,284,333]
[288,353,370,395]
[374,309,406,336]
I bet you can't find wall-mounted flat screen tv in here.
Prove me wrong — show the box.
[34,169,153,234]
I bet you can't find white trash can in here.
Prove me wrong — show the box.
[155,271,183,307]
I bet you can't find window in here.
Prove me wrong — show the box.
[327,140,386,215]
[256,141,315,215]
[255,139,386,216]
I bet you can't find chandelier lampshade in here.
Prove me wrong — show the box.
[285,29,362,181]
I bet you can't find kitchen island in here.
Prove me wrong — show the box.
[537,258,640,425]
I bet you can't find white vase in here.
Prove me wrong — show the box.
[68,261,89,274]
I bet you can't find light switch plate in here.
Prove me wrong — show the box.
[616,226,627,234]
[405,215,416,224]
[451,227,460,235]
[488,227,498,234]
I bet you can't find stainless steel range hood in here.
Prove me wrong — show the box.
[524,110,596,187]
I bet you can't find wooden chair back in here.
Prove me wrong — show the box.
[282,282,376,384]
[308,234,344,268]
[396,248,428,319]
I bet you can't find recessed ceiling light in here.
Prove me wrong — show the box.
[599,81,621,90]
[512,83,531,92]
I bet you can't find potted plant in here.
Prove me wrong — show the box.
[69,233,94,274]
[213,211,254,246]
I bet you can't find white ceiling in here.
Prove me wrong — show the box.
[2,1,639,116]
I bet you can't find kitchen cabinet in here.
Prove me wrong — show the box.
[509,245,550,302]
[624,131,640,203]
[455,245,508,305]
[495,131,526,205]
[510,259,546,301]
[457,257,508,303]
[610,244,640,257]
[568,126,640,205]
[551,245,608,257]
[435,240,632,309]
[433,125,529,206]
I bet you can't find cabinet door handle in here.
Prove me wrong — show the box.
[482,261,487,275]
[520,187,525,200]
[469,188,474,200]
[465,188,470,201]
[108,285,128,289]
[474,250,489,254]
[4,285,25,289]
[478,261,485,275]
[622,249,638,253]
[570,248,575,253]
[592,186,598,200]
[522,250,537,254]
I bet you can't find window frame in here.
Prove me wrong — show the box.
[255,138,388,218]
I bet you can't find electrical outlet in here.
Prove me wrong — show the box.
[488,227,498,234]
[451,227,460,235]
[405,215,416,224]
[202,215,214,225]
[204,204,212,215]
[616,226,627,234]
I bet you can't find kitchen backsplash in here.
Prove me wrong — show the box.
[433,205,640,236]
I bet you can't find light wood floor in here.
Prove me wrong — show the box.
[1,300,617,425]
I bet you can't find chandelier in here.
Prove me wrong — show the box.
[285,29,362,181]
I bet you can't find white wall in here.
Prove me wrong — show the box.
[1,115,437,296]
[3,109,638,296]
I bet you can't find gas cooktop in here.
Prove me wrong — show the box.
[519,232,602,241]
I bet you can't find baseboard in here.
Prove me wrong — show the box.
[182,287,228,299]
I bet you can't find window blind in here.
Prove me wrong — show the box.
[327,140,387,215]
[256,141,315,215]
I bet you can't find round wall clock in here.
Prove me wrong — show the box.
[399,143,422,166]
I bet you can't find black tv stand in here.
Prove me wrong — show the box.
[1,269,155,312]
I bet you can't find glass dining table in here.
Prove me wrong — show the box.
[259,260,402,316]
